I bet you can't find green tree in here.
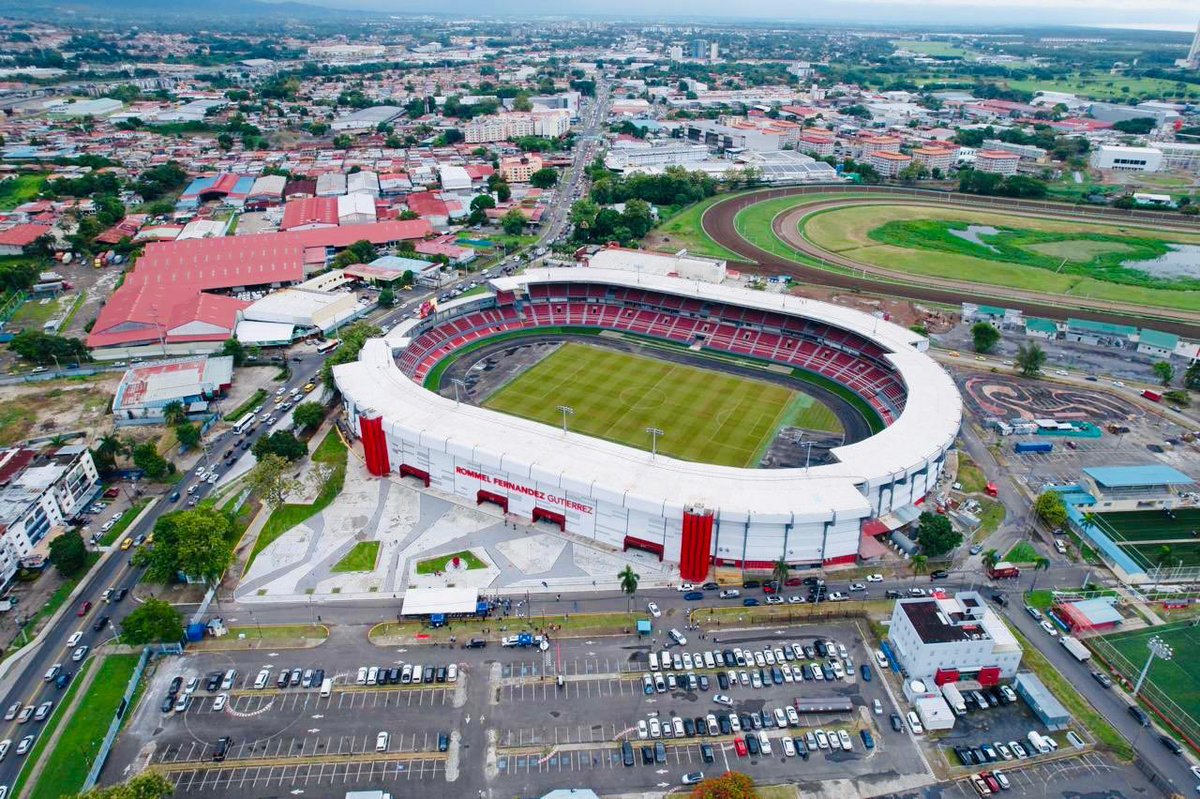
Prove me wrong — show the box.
[220,337,247,367]
[971,323,1000,354]
[48,531,88,576]
[94,433,129,472]
[494,181,512,203]
[8,331,89,366]
[70,770,174,799]
[914,512,962,558]
[512,92,533,112]
[619,564,640,612]
[175,422,201,449]
[131,442,170,480]
[1186,361,1200,391]
[1152,361,1174,387]
[143,508,233,584]
[320,321,382,391]
[332,134,353,149]
[500,208,527,235]
[245,453,301,509]
[529,168,559,189]
[771,557,789,589]
[1034,491,1068,528]
[120,598,184,645]
[619,198,655,239]
[688,770,760,799]
[981,549,1000,571]
[1015,341,1046,378]
[252,430,307,461]
[292,401,325,430]
[161,401,187,426]
[378,286,395,308]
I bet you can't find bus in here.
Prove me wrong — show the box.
[232,413,256,435]
[316,339,341,355]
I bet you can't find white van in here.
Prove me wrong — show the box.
[649,652,659,671]
[220,669,237,691]
[320,678,333,698]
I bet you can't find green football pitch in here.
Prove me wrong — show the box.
[1096,509,1200,543]
[482,343,839,468]
[1104,622,1200,714]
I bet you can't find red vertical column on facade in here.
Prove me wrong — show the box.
[358,411,390,477]
[679,508,714,582]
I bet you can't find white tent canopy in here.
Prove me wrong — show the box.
[401,587,479,616]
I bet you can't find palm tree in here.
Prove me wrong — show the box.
[1029,556,1051,593]
[618,565,640,613]
[162,401,187,426]
[981,549,1000,572]
[911,554,928,580]
[94,433,128,471]
[771,557,789,590]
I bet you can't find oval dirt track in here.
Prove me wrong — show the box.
[700,185,1200,337]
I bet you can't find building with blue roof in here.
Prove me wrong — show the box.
[1082,465,1193,511]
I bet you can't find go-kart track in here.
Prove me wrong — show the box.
[700,186,1200,337]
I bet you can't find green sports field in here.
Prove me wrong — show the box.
[1094,509,1200,566]
[1103,622,1200,715]
[482,343,840,467]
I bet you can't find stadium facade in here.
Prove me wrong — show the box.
[335,269,961,579]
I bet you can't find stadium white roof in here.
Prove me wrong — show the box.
[338,269,961,520]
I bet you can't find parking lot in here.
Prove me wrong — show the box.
[166,756,446,794]
[936,751,1153,799]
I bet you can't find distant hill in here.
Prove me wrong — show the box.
[0,0,366,22]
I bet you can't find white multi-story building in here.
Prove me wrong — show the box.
[974,150,1021,176]
[0,446,101,588]
[1090,145,1164,173]
[604,143,711,172]
[888,592,1023,685]
[463,110,571,144]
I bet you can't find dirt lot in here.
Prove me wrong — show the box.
[787,284,956,334]
[0,374,121,446]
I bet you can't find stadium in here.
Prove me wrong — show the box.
[334,268,961,580]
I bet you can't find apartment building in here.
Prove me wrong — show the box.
[911,146,956,173]
[463,110,571,144]
[868,150,913,177]
[500,154,543,183]
[974,150,1021,176]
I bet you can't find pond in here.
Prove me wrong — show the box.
[949,224,1001,253]
[1123,244,1200,280]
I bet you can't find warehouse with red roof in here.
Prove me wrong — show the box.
[87,220,432,357]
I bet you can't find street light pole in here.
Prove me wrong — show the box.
[557,405,573,436]
[450,378,467,407]
[1133,635,1173,697]
[646,427,664,459]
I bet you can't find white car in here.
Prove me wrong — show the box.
[713,694,733,707]
[873,699,883,715]
[71,645,88,662]
[766,595,784,605]
[66,632,83,648]
[785,706,800,726]
[1040,620,1058,637]
[212,693,227,711]
[649,717,661,738]
[828,592,849,601]
[782,736,796,757]
[647,602,661,618]
[787,595,804,604]
[447,664,458,682]
[637,720,648,739]
[676,583,695,592]
[865,573,884,582]
[848,583,867,592]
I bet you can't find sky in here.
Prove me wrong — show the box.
[333,1,1200,30]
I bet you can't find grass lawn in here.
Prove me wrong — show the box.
[1004,73,1200,103]
[977,498,1005,536]
[773,390,843,435]
[800,204,1200,313]
[416,550,487,575]
[226,623,327,640]
[1005,540,1042,563]
[483,342,796,467]
[891,39,971,58]
[99,498,150,546]
[331,541,381,573]
[1124,541,1200,567]
[0,174,46,210]
[1104,622,1200,717]
[224,388,268,422]
[1005,623,1132,760]
[956,455,988,494]
[9,293,70,328]
[649,194,746,261]
[20,654,140,799]
[248,430,347,571]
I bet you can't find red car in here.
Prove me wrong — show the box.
[762,583,778,594]
[103,488,120,498]
[733,737,748,757]
[981,773,1001,793]
[77,600,92,617]
[784,577,803,587]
